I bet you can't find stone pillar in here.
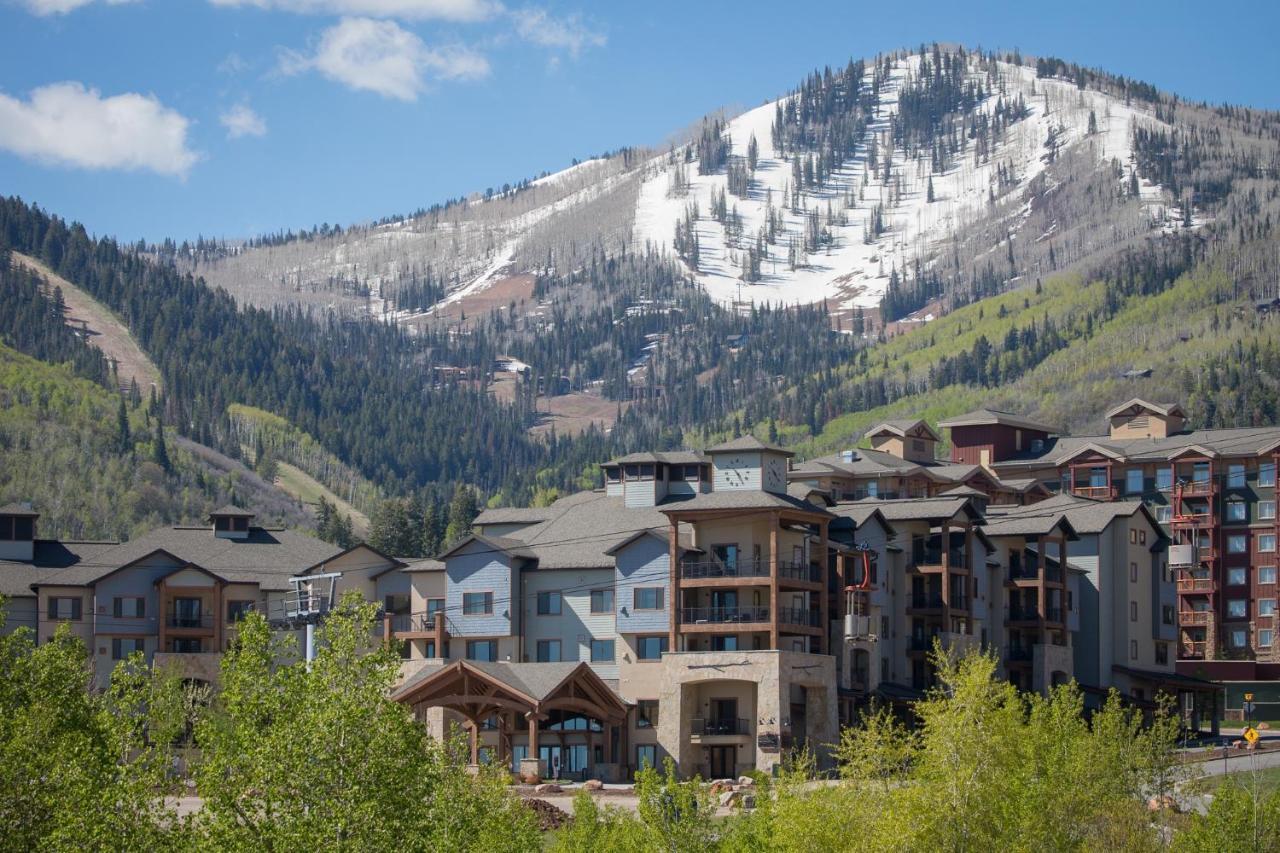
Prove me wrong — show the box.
[520,712,545,783]
[769,514,781,649]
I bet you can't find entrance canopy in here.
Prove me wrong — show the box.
[392,659,628,725]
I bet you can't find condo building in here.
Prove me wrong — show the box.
[2,396,1255,778]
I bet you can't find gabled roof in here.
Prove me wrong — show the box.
[1055,441,1128,464]
[604,451,706,466]
[602,528,694,557]
[938,408,1061,434]
[828,505,896,538]
[1105,398,1185,420]
[391,659,629,720]
[834,496,983,525]
[704,435,794,457]
[789,447,925,478]
[985,493,1164,537]
[1166,443,1218,460]
[939,484,989,499]
[436,533,537,562]
[401,558,445,573]
[865,419,941,442]
[659,490,832,518]
[473,507,558,525]
[0,503,39,517]
[787,482,835,506]
[208,504,256,518]
[298,542,406,577]
[981,513,1078,540]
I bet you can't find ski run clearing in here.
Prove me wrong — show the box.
[634,55,1172,311]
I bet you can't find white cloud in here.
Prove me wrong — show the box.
[209,0,499,21]
[20,0,137,14]
[220,103,268,138]
[511,7,603,56]
[281,17,489,100]
[0,82,198,176]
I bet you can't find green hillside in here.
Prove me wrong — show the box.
[0,343,313,541]
[776,261,1280,458]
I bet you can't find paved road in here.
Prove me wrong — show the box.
[1194,747,1280,779]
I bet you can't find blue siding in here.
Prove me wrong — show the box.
[93,553,184,641]
[446,541,515,637]
[614,534,670,634]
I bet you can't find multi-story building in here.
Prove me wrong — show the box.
[2,395,1237,778]
[939,400,1280,708]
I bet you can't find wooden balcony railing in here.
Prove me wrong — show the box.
[1071,485,1116,500]
[1179,611,1213,626]
[1177,577,1216,593]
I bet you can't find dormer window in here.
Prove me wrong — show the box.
[0,504,38,561]
[214,516,249,534]
[605,467,621,484]
[0,515,34,541]
[209,506,254,539]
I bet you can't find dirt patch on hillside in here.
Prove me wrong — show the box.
[530,392,626,438]
[13,252,163,394]
[424,273,538,328]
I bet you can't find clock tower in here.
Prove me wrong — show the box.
[705,436,794,494]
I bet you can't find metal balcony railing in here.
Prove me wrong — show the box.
[680,559,769,580]
[1044,606,1064,623]
[908,594,945,610]
[777,607,822,628]
[166,613,215,629]
[1006,645,1033,662]
[1008,606,1041,622]
[777,562,823,583]
[909,636,935,652]
[691,717,750,736]
[680,606,770,625]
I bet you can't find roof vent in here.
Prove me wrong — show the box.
[840,449,859,463]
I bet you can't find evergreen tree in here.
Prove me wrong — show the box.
[152,424,171,472]
[444,486,478,547]
[116,396,131,455]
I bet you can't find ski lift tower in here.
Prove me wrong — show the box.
[272,572,340,663]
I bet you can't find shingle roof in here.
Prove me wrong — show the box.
[865,419,941,441]
[27,526,339,591]
[834,496,981,524]
[981,512,1077,539]
[704,435,794,456]
[789,447,924,478]
[0,503,39,517]
[939,485,989,498]
[993,425,1280,468]
[1104,399,1185,420]
[985,493,1158,536]
[605,451,706,466]
[938,408,1062,434]
[473,507,558,525]
[660,490,832,517]
[401,558,445,573]
[209,504,256,517]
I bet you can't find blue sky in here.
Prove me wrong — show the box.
[1,0,1276,242]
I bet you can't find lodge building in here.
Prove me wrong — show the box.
[4,397,1269,780]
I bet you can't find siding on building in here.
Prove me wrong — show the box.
[615,534,670,635]
[522,567,618,679]
[445,540,516,638]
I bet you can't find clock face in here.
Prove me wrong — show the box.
[765,455,786,492]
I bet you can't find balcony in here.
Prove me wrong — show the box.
[1177,577,1216,593]
[389,613,444,635]
[691,717,750,737]
[910,542,967,572]
[1006,645,1034,662]
[1180,640,1207,659]
[1007,606,1042,623]
[680,606,770,625]
[166,613,215,630]
[1179,479,1218,497]
[680,559,768,580]
[777,607,822,628]
[777,562,823,584]
[1044,606,1064,623]
[907,594,945,613]
[1171,512,1214,527]
[1071,485,1116,500]
[1180,610,1213,627]
[909,635,936,652]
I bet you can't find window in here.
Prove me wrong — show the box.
[682,464,702,482]
[1155,505,1172,523]
[0,516,34,540]
[1129,562,1138,583]
[1126,469,1144,494]
[1130,640,1138,660]
[466,640,496,661]
[1262,463,1277,488]
[1228,599,1248,619]
[111,637,144,659]
[1228,567,1248,586]
[1228,464,1247,489]
[426,598,445,619]
[463,592,493,615]
[590,589,614,614]
[1139,530,1147,545]
[1130,601,1138,622]
[535,639,561,662]
[1227,501,1247,522]
[383,593,410,615]
[112,596,145,618]
[1155,642,1168,665]
[1156,468,1173,491]
[1231,630,1248,649]
[590,639,615,663]
[605,467,621,484]
[634,588,664,610]
[172,597,203,628]
[1129,529,1138,544]
[1261,630,1275,649]
[636,744,657,770]
[865,481,879,498]
[1262,534,1278,553]
[1262,501,1277,521]
[536,591,561,616]
[47,597,81,620]
[171,638,202,653]
[226,600,254,622]
[635,635,668,660]
[711,635,738,651]
[636,700,659,728]
[1162,605,1175,626]
[1228,535,1249,554]
[1262,567,1278,585]
[1261,600,1277,617]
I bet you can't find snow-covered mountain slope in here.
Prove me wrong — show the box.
[634,55,1171,312]
[193,49,1190,327]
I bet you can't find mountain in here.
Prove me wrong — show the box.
[3,44,1279,536]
